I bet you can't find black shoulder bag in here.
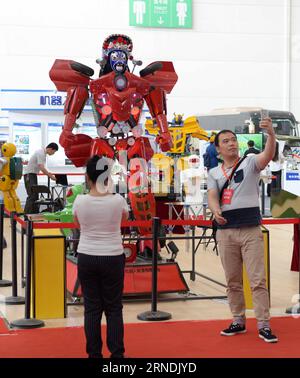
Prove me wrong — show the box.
[212,155,247,231]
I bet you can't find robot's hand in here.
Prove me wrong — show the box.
[156,132,173,152]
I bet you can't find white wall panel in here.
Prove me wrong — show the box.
[195,1,283,35]
[1,0,129,29]
[173,61,283,97]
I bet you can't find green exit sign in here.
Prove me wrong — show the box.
[129,0,192,29]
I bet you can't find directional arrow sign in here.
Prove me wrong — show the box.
[157,16,164,25]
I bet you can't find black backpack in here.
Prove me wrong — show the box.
[9,157,23,180]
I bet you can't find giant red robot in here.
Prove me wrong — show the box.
[49,34,178,258]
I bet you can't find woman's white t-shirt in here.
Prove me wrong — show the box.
[73,193,129,256]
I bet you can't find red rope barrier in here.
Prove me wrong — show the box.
[3,201,298,230]
[13,216,27,228]
[32,222,78,229]
[37,173,84,176]
[161,219,212,226]
[4,209,27,228]
[121,220,151,228]
[4,209,11,217]
[11,217,299,230]
[262,218,300,225]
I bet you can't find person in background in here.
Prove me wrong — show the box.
[23,142,58,214]
[267,141,284,196]
[207,117,278,343]
[73,155,129,358]
[244,140,261,156]
[203,134,219,171]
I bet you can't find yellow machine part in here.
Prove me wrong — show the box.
[145,116,209,155]
[151,154,174,196]
[243,226,270,309]
[31,229,66,319]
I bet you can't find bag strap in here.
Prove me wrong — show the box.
[219,156,247,200]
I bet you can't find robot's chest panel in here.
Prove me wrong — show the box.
[93,87,144,121]
[109,87,137,115]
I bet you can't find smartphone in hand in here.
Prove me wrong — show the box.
[261,109,269,119]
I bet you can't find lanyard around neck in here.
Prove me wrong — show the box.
[221,158,240,182]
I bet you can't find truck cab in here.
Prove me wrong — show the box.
[197,107,300,154]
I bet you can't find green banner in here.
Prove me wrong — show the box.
[129,0,192,29]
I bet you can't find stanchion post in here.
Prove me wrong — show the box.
[191,226,196,281]
[21,226,26,288]
[0,202,12,287]
[3,212,25,304]
[10,219,45,328]
[286,220,300,314]
[151,217,159,313]
[137,217,172,321]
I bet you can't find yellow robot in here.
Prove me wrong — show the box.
[146,115,209,193]
[150,153,174,196]
[0,143,23,213]
[146,114,209,156]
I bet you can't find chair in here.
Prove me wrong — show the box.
[198,210,218,255]
[31,185,56,213]
[51,175,69,208]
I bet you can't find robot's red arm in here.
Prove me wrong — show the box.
[49,59,91,91]
[49,59,93,166]
[140,61,178,94]
[142,61,178,152]
[144,87,172,152]
[49,59,90,147]
[60,86,89,148]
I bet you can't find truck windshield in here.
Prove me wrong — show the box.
[271,119,296,137]
[197,112,299,139]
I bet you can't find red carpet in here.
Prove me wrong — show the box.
[0,316,299,358]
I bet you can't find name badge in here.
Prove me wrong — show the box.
[222,188,234,205]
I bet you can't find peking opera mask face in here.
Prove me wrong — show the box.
[109,50,128,73]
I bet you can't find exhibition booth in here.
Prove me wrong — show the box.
[0,89,95,204]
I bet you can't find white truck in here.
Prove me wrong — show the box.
[197,107,300,156]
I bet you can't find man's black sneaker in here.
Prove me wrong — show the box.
[220,322,246,336]
[258,327,278,343]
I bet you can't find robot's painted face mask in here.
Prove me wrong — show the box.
[109,50,128,73]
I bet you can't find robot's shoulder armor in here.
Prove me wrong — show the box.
[139,61,178,94]
[49,59,94,92]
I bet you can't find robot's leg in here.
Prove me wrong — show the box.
[128,189,164,260]
[0,176,16,212]
[3,191,15,212]
[10,183,23,213]
[127,142,161,260]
